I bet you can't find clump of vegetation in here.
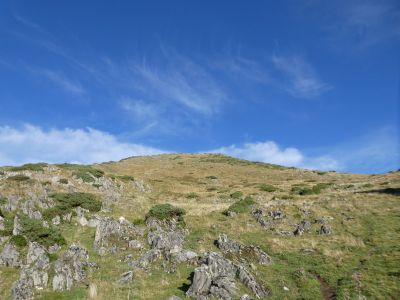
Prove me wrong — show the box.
[118,175,135,181]
[259,184,277,192]
[58,178,68,184]
[0,196,7,205]
[146,203,186,222]
[206,175,218,180]
[225,196,255,215]
[362,183,374,188]
[10,234,27,248]
[207,187,218,192]
[0,170,5,176]
[230,191,243,199]
[291,182,333,195]
[186,192,199,199]
[0,212,15,236]
[57,163,104,183]
[314,170,327,175]
[7,175,31,182]
[18,214,66,247]
[43,192,101,220]
[9,163,47,172]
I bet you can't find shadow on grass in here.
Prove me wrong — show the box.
[178,271,194,293]
[356,188,400,196]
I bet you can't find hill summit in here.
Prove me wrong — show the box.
[0,154,399,299]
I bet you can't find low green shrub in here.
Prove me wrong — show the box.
[9,163,47,172]
[7,175,31,182]
[291,182,333,195]
[207,187,218,192]
[0,196,7,205]
[18,214,66,247]
[186,192,199,199]
[57,164,104,183]
[259,184,277,192]
[43,192,101,220]
[230,191,243,199]
[0,212,15,236]
[146,203,186,221]
[58,178,68,184]
[118,175,135,181]
[206,175,218,180]
[10,235,27,247]
[225,196,255,215]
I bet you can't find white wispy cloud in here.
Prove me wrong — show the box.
[120,98,159,121]
[0,125,165,166]
[210,141,339,170]
[272,54,332,99]
[210,126,399,173]
[29,68,86,96]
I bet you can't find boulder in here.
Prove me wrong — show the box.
[0,243,21,267]
[76,206,89,226]
[128,240,142,249]
[13,216,22,235]
[51,215,60,226]
[293,220,312,236]
[118,271,133,284]
[318,225,332,235]
[216,234,272,265]
[52,244,89,291]
[0,216,4,230]
[11,279,34,300]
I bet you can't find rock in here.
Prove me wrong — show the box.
[174,250,198,263]
[93,217,143,253]
[52,244,89,291]
[216,234,272,265]
[240,294,253,300]
[269,209,284,220]
[27,242,46,264]
[11,279,34,300]
[131,249,161,268]
[318,225,332,235]
[0,243,21,267]
[0,216,4,230]
[118,271,133,284]
[42,221,49,228]
[13,215,22,235]
[226,211,237,217]
[128,240,142,249]
[294,220,312,236]
[236,265,268,298]
[147,229,185,254]
[132,179,151,193]
[283,286,290,291]
[252,208,271,229]
[88,215,101,227]
[62,212,72,222]
[52,215,60,225]
[186,252,267,300]
[22,201,42,220]
[76,206,89,226]
[48,244,61,254]
[167,296,182,300]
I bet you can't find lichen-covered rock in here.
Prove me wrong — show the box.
[173,250,198,263]
[51,215,61,225]
[0,243,21,267]
[240,294,253,300]
[148,229,185,254]
[118,271,133,284]
[13,215,22,235]
[76,206,88,226]
[293,220,312,236]
[93,217,143,254]
[318,224,332,235]
[216,234,272,265]
[0,215,4,230]
[269,209,284,220]
[167,296,182,300]
[186,252,267,300]
[52,244,89,291]
[22,200,42,220]
[252,209,271,229]
[11,279,34,300]
[128,240,142,249]
[130,249,161,268]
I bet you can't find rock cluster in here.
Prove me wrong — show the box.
[52,244,89,291]
[216,234,272,265]
[186,252,268,300]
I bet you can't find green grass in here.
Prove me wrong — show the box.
[186,192,199,199]
[225,196,255,215]
[9,163,47,172]
[57,163,104,183]
[291,182,333,195]
[146,203,186,221]
[117,175,135,181]
[18,214,66,247]
[259,184,278,192]
[6,175,31,182]
[230,191,243,199]
[10,234,28,247]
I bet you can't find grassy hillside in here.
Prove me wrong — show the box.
[0,154,399,299]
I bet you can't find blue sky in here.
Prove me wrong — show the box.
[0,0,399,173]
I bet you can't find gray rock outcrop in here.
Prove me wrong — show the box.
[0,243,21,267]
[52,244,89,291]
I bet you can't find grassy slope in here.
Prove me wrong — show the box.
[0,153,399,299]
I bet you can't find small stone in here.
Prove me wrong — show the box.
[52,215,61,225]
[118,271,133,284]
[283,286,289,291]
[128,240,142,249]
